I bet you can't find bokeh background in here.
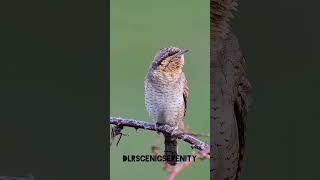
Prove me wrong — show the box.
[234,1,320,180]
[110,0,209,180]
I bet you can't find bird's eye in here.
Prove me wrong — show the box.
[168,52,175,56]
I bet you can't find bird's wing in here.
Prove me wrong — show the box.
[234,56,252,178]
[182,73,189,117]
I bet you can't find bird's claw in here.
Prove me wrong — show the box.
[171,126,180,136]
[155,123,161,134]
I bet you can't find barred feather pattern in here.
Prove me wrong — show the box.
[211,0,238,40]
[211,29,250,180]
[233,56,251,180]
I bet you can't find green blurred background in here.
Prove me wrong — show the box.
[110,0,209,180]
[234,1,320,180]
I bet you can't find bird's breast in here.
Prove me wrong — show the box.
[144,78,185,127]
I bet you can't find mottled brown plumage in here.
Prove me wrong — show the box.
[144,47,189,165]
[211,0,238,41]
[211,0,250,180]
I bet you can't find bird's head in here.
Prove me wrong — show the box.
[151,47,188,74]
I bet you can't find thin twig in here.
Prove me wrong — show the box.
[166,148,210,180]
[184,131,210,138]
[151,137,172,171]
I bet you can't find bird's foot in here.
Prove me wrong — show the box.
[155,123,162,134]
[171,126,181,136]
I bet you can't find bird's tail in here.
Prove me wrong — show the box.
[164,135,177,166]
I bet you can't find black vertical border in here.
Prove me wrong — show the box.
[0,0,110,179]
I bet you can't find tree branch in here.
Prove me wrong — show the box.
[110,117,209,151]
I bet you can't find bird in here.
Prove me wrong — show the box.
[211,0,251,179]
[144,47,189,166]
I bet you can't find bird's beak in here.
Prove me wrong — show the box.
[178,49,189,56]
[173,49,189,59]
